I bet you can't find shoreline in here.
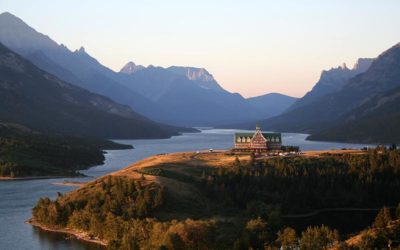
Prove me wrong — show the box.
[52,181,87,187]
[0,176,77,181]
[27,219,107,247]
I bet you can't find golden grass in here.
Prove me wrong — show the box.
[302,149,365,157]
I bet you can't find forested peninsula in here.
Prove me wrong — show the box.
[30,147,400,249]
[0,131,132,178]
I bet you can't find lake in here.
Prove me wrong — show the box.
[0,129,374,250]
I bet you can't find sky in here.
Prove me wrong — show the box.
[1,1,400,98]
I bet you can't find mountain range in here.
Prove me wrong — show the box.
[286,58,373,112]
[1,11,398,144]
[0,41,184,139]
[256,43,400,143]
[247,93,298,118]
[0,12,295,127]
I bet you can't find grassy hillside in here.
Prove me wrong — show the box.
[31,148,400,249]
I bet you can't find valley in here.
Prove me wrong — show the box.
[0,4,399,250]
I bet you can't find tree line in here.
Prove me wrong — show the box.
[0,136,106,177]
[200,148,400,214]
[32,147,400,249]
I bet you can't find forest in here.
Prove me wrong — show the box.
[32,147,400,249]
[0,132,132,177]
[201,146,400,213]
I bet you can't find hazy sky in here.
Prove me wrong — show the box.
[1,1,400,97]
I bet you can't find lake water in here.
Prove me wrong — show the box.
[0,129,374,250]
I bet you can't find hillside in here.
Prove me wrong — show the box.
[287,59,373,112]
[116,64,261,126]
[0,42,183,139]
[257,43,400,143]
[337,218,400,249]
[246,93,298,118]
[31,148,400,249]
[0,123,132,178]
[0,12,170,122]
[308,85,400,143]
[0,12,293,127]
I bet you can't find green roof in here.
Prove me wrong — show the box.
[235,132,281,140]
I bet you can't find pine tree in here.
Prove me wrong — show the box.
[154,187,165,207]
[276,227,298,250]
[234,156,241,166]
[143,186,152,204]
[373,206,392,228]
[300,225,338,250]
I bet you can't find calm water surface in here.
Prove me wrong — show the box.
[0,129,374,250]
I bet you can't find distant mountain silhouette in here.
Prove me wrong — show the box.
[258,43,400,143]
[166,66,225,92]
[287,58,373,112]
[246,93,298,118]
[0,12,169,122]
[308,85,400,143]
[117,64,298,126]
[0,42,181,139]
[120,61,145,74]
[0,12,294,127]
[115,64,261,126]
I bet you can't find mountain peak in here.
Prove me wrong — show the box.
[0,11,61,54]
[120,61,145,74]
[168,66,215,82]
[74,46,87,54]
[167,66,224,91]
[352,58,374,73]
[0,12,21,20]
[0,12,15,17]
[0,11,28,28]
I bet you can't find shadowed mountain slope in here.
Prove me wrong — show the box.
[0,42,180,139]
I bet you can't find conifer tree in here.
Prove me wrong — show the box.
[373,206,392,228]
[154,187,165,207]
[234,156,241,166]
[276,227,298,250]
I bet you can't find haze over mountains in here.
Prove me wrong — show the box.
[0,42,184,139]
[257,43,400,143]
[247,93,298,118]
[286,58,374,112]
[0,12,295,127]
[1,11,399,144]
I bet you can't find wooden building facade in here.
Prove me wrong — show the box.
[233,126,282,152]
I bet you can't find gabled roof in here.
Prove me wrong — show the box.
[234,132,281,140]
